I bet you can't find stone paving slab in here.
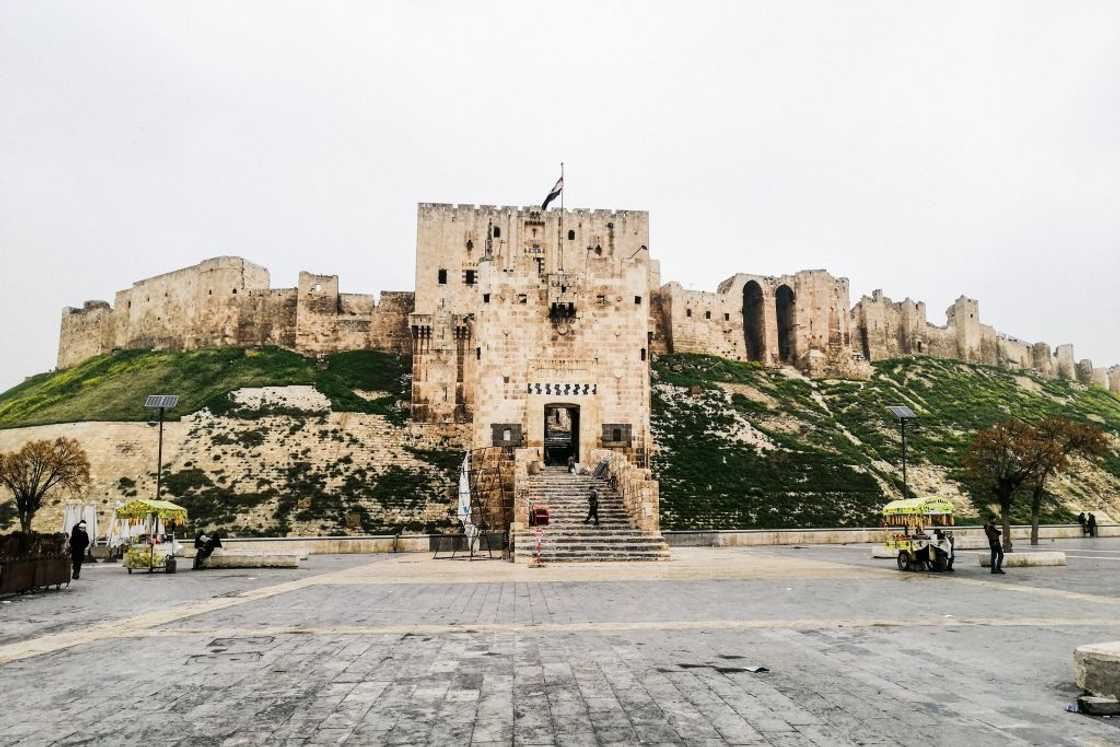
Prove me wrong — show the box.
[2,543,1120,745]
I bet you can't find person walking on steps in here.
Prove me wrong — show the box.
[583,489,599,527]
[984,517,1005,574]
[69,520,90,580]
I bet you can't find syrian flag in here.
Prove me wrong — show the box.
[541,174,564,209]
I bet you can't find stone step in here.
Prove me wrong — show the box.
[515,552,670,563]
[521,473,667,562]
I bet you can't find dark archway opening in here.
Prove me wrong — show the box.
[775,284,796,363]
[544,404,580,466]
[742,281,766,362]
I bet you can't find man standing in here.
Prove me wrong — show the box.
[583,489,599,527]
[1078,512,1088,535]
[984,517,1005,574]
[1088,513,1098,538]
[69,520,90,580]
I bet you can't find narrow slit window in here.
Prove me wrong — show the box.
[493,226,501,238]
[483,293,491,304]
[705,310,711,320]
[640,348,647,361]
[686,308,692,317]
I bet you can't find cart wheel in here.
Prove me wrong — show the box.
[897,552,909,571]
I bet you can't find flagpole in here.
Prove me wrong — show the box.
[558,162,564,271]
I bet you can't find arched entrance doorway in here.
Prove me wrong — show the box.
[775,284,796,363]
[544,404,580,466]
[741,280,766,362]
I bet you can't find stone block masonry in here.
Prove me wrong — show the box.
[56,207,1117,390]
[57,256,412,368]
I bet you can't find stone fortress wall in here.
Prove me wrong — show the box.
[57,257,412,368]
[656,276,1119,391]
[409,204,656,460]
[56,208,1120,399]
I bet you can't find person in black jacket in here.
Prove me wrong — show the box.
[1087,513,1098,538]
[193,531,223,569]
[1078,512,1088,535]
[583,489,599,527]
[69,520,90,580]
[984,517,1005,574]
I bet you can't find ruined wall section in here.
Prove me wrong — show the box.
[58,302,114,369]
[57,257,412,369]
[848,291,1112,385]
[658,269,870,378]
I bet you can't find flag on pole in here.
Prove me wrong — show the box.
[541,173,564,209]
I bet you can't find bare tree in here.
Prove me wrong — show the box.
[0,438,91,534]
[1025,418,1109,545]
[962,420,1044,553]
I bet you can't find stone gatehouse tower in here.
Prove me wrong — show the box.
[409,204,656,463]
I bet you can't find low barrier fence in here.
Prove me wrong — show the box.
[180,522,1116,556]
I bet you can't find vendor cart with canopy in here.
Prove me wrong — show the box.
[116,499,188,574]
[882,497,955,572]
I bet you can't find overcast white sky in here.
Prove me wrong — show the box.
[2,1,1118,391]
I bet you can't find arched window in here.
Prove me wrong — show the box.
[466,239,473,251]
[742,281,765,362]
[775,284,796,363]
[493,226,501,238]
[568,229,575,240]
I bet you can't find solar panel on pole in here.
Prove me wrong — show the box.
[886,406,917,499]
[144,394,179,410]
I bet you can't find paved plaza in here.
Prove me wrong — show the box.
[3,539,1120,746]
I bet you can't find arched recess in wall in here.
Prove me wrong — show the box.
[775,284,796,363]
[741,281,766,362]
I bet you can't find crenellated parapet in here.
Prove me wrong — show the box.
[57,257,412,369]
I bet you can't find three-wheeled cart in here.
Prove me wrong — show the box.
[882,497,955,572]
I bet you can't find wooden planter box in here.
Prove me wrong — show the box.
[0,557,69,594]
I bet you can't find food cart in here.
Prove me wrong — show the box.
[116,499,188,574]
[882,497,955,572]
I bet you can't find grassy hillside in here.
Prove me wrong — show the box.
[4,347,1119,535]
[651,354,1120,530]
[0,347,465,537]
[0,347,410,429]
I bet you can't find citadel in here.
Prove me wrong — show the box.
[59,203,1120,430]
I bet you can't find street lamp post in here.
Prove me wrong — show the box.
[887,406,917,499]
[144,395,179,571]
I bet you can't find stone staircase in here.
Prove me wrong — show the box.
[516,468,670,562]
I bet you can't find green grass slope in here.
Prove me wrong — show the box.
[0,347,409,429]
[651,354,1120,530]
